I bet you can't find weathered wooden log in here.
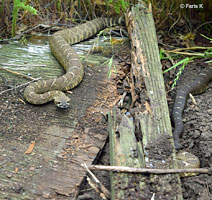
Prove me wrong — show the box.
[108,107,149,199]
[109,2,183,199]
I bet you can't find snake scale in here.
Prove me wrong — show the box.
[24,17,124,108]
[172,66,212,149]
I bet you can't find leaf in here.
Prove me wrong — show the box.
[24,141,35,154]
[163,57,193,73]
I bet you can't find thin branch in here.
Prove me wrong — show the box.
[165,52,204,56]
[87,165,211,175]
[81,163,110,199]
[196,21,212,31]
[1,63,47,68]
[0,78,41,95]
[0,24,51,42]
[0,67,36,80]
[166,46,212,53]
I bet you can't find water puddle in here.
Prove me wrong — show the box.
[0,36,116,82]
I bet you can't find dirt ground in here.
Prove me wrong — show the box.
[0,30,212,200]
[0,64,116,199]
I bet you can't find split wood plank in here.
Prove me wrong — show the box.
[109,107,149,199]
[109,2,183,200]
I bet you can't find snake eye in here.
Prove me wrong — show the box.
[54,95,70,109]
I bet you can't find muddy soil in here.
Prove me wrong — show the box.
[0,63,118,199]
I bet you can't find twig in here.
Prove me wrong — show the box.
[189,93,197,105]
[81,163,110,200]
[165,52,203,56]
[1,63,47,68]
[0,78,41,95]
[161,48,176,66]
[0,24,51,42]
[166,46,212,53]
[0,67,36,80]
[196,21,212,31]
[87,165,211,175]
[168,13,181,37]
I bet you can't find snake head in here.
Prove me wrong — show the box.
[54,94,70,109]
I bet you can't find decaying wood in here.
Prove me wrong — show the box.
[109,2,183,199]
[108,107,147,199]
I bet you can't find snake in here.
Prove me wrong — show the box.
[23,17,125,108]
[23,16,204,171]
[172,66,212,150]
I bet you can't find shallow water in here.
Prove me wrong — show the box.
[0,36,113,82]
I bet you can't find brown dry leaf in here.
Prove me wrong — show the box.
[14,167,19,173]
[25,141,35,154]
[145,101,152,114]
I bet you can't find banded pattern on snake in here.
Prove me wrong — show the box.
[24,17,125,108]
[172,66,212,149]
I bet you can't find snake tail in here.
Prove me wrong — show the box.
[172,66,212,149]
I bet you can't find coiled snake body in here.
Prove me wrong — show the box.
[23,16,206,171]
[24,17,125,108]
[172,66,212,149]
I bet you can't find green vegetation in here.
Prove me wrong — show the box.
[0,0,209,38]
[201,34,212,43]
[162,47,212,89]
[91,30,116,78]
[105,0,129,14]
[56,0,62,12]
[12,0,37,37]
